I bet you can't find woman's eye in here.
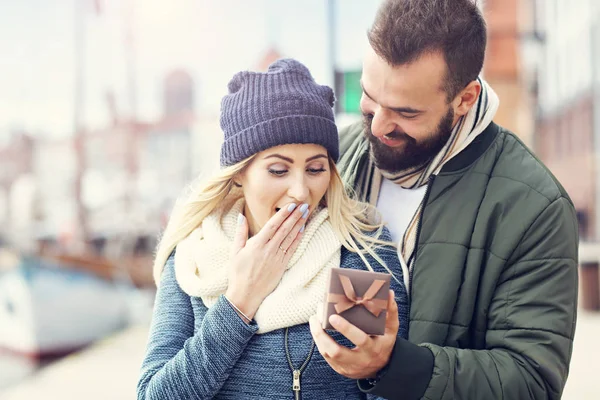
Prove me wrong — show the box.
[268,169,287,176]
[307,168,327,175]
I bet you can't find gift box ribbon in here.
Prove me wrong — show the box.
[327,274,388,317]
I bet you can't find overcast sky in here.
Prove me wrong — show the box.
[0,0,381,140]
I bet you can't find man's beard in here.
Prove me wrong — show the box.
[363,108,455,173]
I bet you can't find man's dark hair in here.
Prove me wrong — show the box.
[368,0,487,101]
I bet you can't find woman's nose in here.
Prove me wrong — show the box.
[287,178,309,203]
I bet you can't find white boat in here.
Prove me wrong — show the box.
[0,255,130,358]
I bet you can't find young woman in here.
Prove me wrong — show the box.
[137,59,408,400]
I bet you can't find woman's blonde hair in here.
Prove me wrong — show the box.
[153,155,395,283]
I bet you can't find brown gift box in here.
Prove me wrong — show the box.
[322,267,391,336]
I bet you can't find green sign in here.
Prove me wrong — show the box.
[335,70,362,114]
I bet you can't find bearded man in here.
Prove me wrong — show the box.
[309,1,578,399]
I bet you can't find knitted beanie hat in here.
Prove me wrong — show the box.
[219,58,339,167]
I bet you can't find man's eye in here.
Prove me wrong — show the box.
[268,169,287,176]
[401,113,418,120]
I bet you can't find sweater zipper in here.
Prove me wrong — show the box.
[284,327,316,400]
[409,175,435,299]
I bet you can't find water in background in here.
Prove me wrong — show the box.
[0,257,155,392]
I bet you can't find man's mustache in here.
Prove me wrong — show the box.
[383,131,412,141]
[362,114,416,144]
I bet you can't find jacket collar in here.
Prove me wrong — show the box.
[438,122,500,174]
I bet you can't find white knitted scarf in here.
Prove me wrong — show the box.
[174,197,341,334]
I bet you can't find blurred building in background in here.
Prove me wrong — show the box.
[483,0,536,148]
[80,68,197,260]
[34,135,77,250]
[255,47,284,72]
[528,0,600,241]
[0,133,36,248]
[0,69,199,285]
[483,0,600,243]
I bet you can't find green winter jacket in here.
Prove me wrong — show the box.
[338,121,579,400]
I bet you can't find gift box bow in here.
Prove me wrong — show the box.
[327,274,388,317]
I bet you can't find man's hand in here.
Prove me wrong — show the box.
[308,290,399,379]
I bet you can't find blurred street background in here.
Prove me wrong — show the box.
[1,0,599,398]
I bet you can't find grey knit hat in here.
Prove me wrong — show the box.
[219,58,339,167]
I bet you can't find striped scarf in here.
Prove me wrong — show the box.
[357,78,499,273]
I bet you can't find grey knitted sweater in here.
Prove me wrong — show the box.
[137,229,408,400]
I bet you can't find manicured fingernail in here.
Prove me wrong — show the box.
[299,225,305,233]
[299,203,309,213]
[302,209,309,219]
[287,203,297,212]
[238,214,244,225]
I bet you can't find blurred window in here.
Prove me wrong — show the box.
[577,210,589,239]
[133,235,156,255]
[5,298,15,315]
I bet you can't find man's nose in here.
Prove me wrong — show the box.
[370,108,396,138]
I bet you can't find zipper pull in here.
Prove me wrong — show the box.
[293,369,301,392]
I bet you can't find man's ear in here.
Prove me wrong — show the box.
[452,80,482,117]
